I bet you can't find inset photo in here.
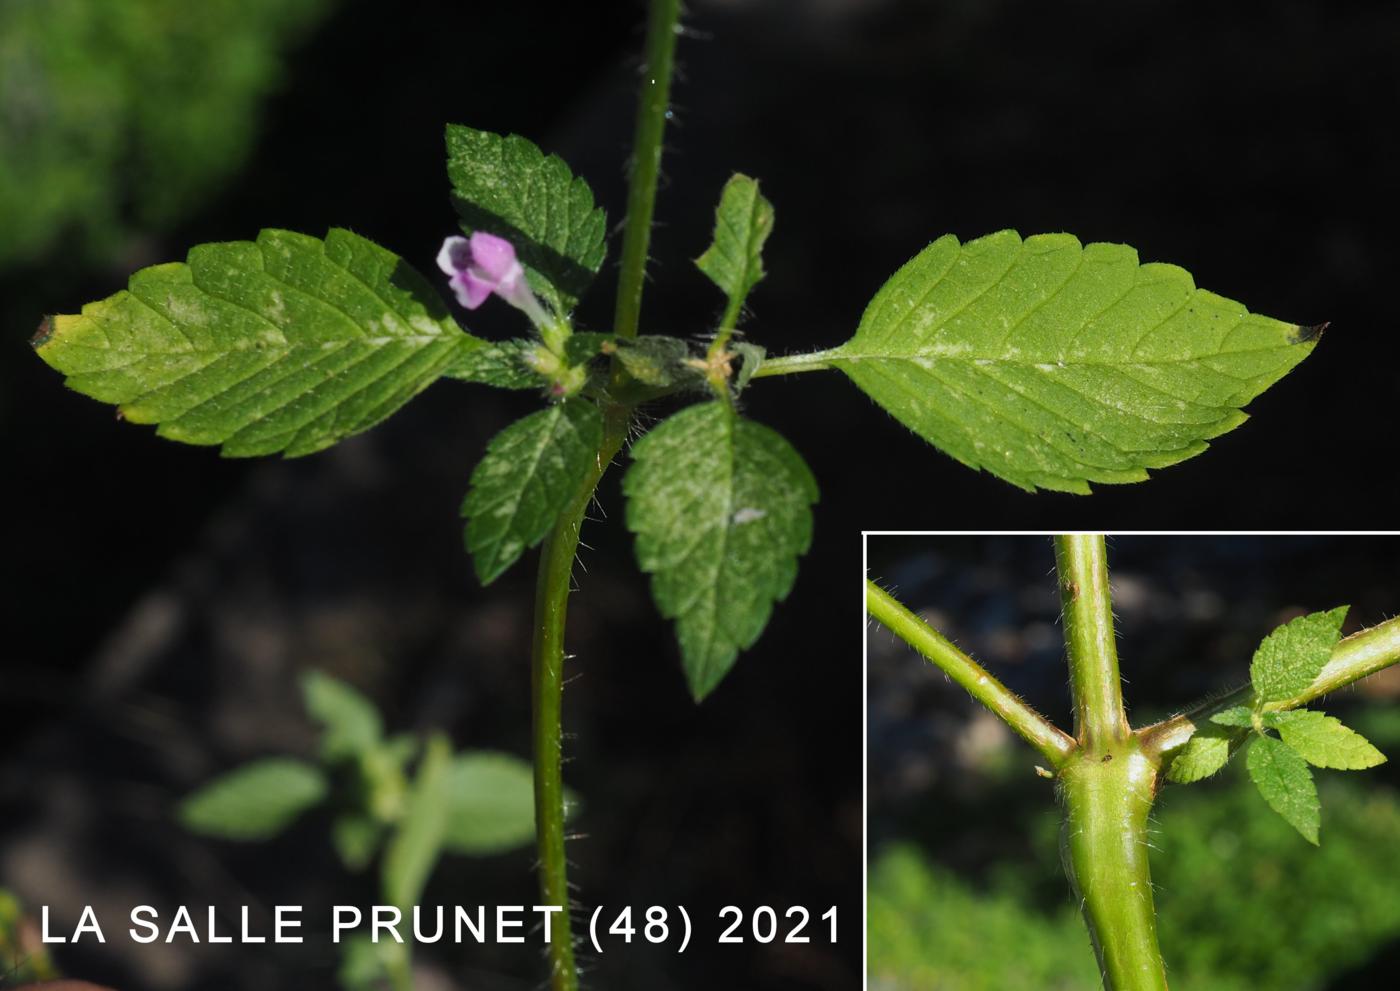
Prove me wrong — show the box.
[865,534,1400,991]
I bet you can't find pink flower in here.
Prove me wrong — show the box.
[437,232,539,315]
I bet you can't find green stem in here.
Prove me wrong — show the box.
[613,0,681,341]
[1058,740,1169,991]
[1138,614,1400,762]
[531,407,629,991]
[866,580,1075,767]
[1050,535,1168,991]
[750,347,841,378]
[1055,534,1128,753]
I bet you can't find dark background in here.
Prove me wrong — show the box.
[3,0,1399,988]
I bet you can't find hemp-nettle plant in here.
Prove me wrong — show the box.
[31,0,1320,986]
[867,535,1400,991]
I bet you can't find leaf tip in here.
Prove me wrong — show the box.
[1290,321,1328,345]
[31,315,55,349]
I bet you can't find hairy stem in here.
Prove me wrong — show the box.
[531,408,629,991]
[1138,614,1400,762]
[613,0,681,341]
[1055,534,1128,753]
[1058,741,1169,991]
[750,348,840,378]
[865,580,1075,767]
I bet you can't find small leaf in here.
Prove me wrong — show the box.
[332,813,384,872]
[624,402,818,700]
[179,758,328,841]
[302,671,382,762]
[1251,606,1348,704]
[1166,725,1233,784]
[1210,706,1255,728]
[382,735,451,910]
[615,335,693,387]
[830,231,1320,493]
[445,339,544,390]
[695,173,774,321]
[446,125,606,312]
[36,228,481,457]
[461,400,604,584]
[443,751,559,855]
[1264,710,1387,770]
[1247,734,1321,844]
[732,342,766,394]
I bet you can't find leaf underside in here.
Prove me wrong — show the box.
[35,228,479,457]
[445,124,606,313]
[624,402,818,700]
[461,400,603,584]
[1248,734,1321,844]
[833,230,1320,493]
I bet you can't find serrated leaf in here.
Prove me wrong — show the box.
[1247,734,1321,844]
[696,173,774,320]
[179,758,327,841]
[829,230,1320,493]
[443,751,558,855]
[302,671,382,762]
[1166,725,1234,784]
[332,813,384,872]
[1251,606,1348,704]
[35,228,480,457]
[382,735,451,910]
[1264,710,1387,770]
[446,124,606,313]
[1210,705,1256,728]
[444,339,543,390]
[624,402,818,700]
[461,399,603,584]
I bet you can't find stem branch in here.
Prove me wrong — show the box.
[613,0,681,341]
[1138,614,1400,761]
[1055,534,1128,752]
[866,580,1075,767]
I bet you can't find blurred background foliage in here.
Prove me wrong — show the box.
[0,0,333,268]
[867,537,1400,991]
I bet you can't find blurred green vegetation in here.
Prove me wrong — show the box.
[0,0,333,269]
[870,745,1400,989]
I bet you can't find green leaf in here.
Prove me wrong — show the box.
[1247,734,1321,844]
[1210,706,1256,728]
[461,399,603,584]
[1251,607,1348,704]
[1264,710,1387,770]
[35,228,480,457]
[382,735,451,910]
[332,813,384,872]
[444,339,543,390]
[1166,725,1234,784]
[624,402,819,700]
[443,751,554,855]
[616,335,694,388]
[446,124,606,313]
[302,671,382,762]
[732,342,766,394]
[695,173,774,321]
[179,758,328,841]
[829,231,1320,493]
